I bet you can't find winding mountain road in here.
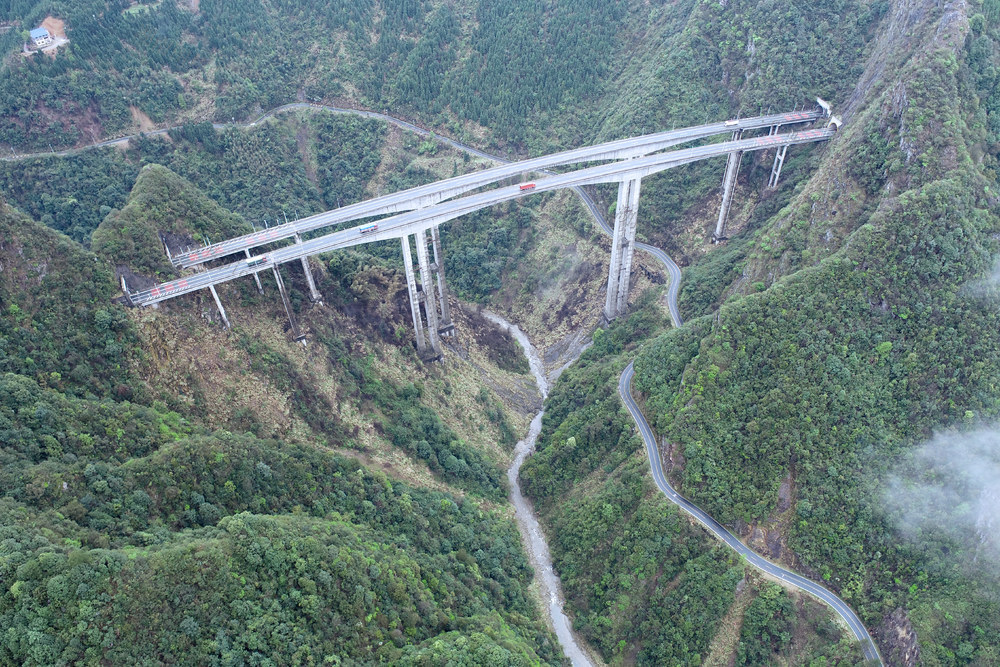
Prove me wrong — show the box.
[618,366,882,663]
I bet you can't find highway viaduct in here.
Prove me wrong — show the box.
[127,104,838,359]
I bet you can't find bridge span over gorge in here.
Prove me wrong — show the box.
[122,101,885,662]
[127,102,838,359]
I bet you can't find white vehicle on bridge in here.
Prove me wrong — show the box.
[359,222,378,235]
[245,254,269,268]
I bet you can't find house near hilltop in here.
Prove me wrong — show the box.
[29,27,52,48]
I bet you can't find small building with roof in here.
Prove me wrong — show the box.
[29,27,52,48]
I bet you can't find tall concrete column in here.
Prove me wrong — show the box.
[415,228,442,357]
[208,285,231,329]
[713,130,743,243]
[272,265,305,344]
[604,176,642,322]
[295,234,322,302]
[604,185,627,322]
[615,177,642,316]
[768,144,789,189]
[430,225,454,337]
[245,249,264,294]
[401,235,428,355]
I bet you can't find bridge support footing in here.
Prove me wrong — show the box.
[604,176,642,322]
[713,130,743,244]
[208,285,231,329]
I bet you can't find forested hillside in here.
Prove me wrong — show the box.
[2,0,1000,665]
[0,149,566,663]
[525,0,1000,665]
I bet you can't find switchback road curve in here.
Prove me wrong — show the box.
[618,362,883,664]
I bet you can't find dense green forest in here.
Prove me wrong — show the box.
[531,0,1000,665]
[0,112,386,245]
[521,303,864,664]
[0,0,883,153]
[628,2,1000,666]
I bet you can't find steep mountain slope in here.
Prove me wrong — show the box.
[0,201,137,398]
[2,0,999,664]
[524,0,1000,665]
[0,178,568,664]
[92,164,250,277]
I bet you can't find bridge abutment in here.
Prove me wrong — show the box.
[604,176,642,322]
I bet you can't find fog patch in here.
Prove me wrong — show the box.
[960,258,1000,302]
[883,427,1000,580]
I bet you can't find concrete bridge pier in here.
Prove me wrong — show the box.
[272,265,306,345]
[768,144,789,188]
[401,235,429,355]
[430,225,455,337]
[245,250,264,294]
[208,285,231,329]
[712,130,744,244]
[604,176,642,322]
[295,234,322,302]
[415,229,442,358]
[401,234,442,359]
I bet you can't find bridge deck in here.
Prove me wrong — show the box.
[130,126,834,307]
[171,109,823,269]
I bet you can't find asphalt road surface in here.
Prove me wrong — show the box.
[618,362,883,665]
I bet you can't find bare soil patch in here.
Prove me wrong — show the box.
[130,106,156,133]
[41,16,66,39]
